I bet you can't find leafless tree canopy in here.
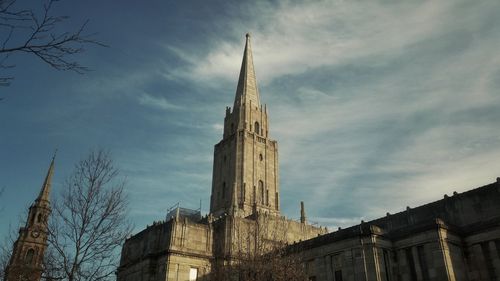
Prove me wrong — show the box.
[0,230,13,281]
[0,0,104,86]
[213,214,307,281]
[47,150,132,281]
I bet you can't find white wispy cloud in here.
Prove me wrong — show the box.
[165,2,485,85]
[212,123,224,131]
[138,93,184,111]
[311,216,366,231]
[161,0,500,223]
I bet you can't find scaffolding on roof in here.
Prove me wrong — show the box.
[166,202,202,222]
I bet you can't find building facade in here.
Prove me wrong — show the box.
[4,157,54,281]
[293,180,500,281]
[117,35,500,281]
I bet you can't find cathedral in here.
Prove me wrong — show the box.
[115,35,500,281]
[5,34,500,281]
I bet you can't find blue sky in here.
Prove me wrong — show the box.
[1,0,500,238]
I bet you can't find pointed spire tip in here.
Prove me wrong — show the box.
[246,33,251,38]
[52,148,58,162]
[37,151,56,204]
[233,32,260,108]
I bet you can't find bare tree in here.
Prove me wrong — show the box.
[212,212,307,281]
[0,230,13,281]
[0,223,22,281]
[0,0,105,86]
[46,150,132,281]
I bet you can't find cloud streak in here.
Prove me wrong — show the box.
[138,93,184,111]
[2,0,500,237]
[159,0,500,226]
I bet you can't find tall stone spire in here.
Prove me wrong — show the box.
[234,33,260,109]
[211,34,280,217]
[36,151,55,205]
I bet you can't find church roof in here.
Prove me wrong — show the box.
[234,33,260,109]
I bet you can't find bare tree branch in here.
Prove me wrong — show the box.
[46,149,132,281]
[212,213,307,281]
[0,0,106,87]
[0,225,17,281]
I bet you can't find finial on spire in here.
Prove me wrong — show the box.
[52,148,58,162]
[246,33,251,38]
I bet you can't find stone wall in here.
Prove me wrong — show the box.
[117,215,213,281]
[117,210,325,281]
[465,228,500,281]
[370,181,500,231]
[287,180,500,281]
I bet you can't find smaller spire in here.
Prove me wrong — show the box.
[37,150,56,204]
[300,201,306,224]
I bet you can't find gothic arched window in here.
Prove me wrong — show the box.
[254,122,260,135]
[222,182,226,199]
[37,213,42,223]
[259,180,264,204]
[25,248,35,264]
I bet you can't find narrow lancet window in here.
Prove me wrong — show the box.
[259,180,264,204]
[25,248,35,264]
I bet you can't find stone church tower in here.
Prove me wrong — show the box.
[4,156,54,281]
[210,33,279,218]
[117,35,326,281]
